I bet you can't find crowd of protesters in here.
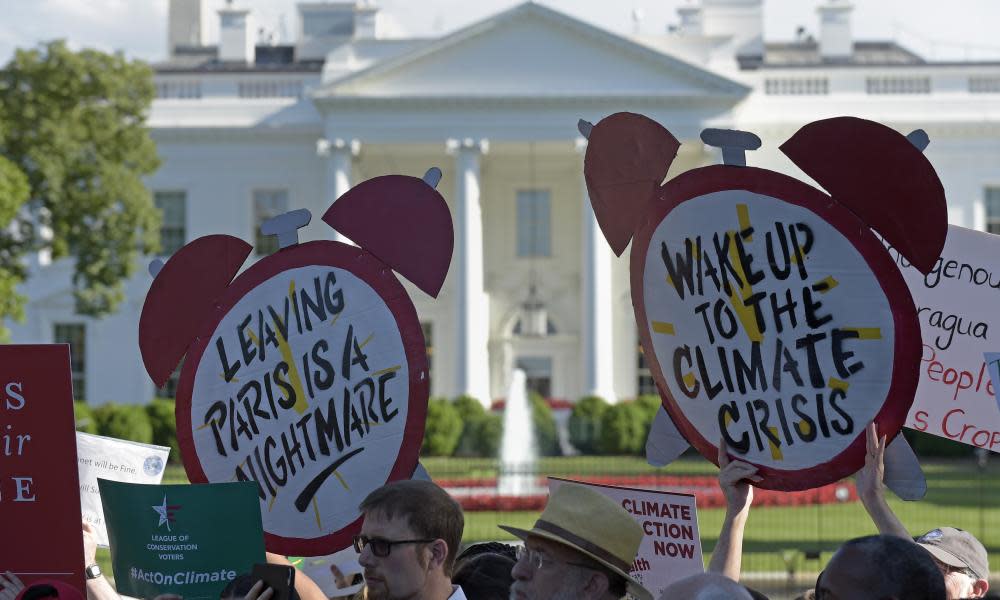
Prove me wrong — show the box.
[1,420,994,600]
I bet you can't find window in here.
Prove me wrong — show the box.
[985,188,1000,234]
[865,77,930,95]
[238,80,304,99]
[637,343,657,396]
[970,77,1000,93]
[516,190,551,257]
[254,189,289,255]
[156,359,183,400]
[516,356,552,399]
[54,324,86,402]
[421,322,433,385]
[155,81,202,99]
[154,191,187,255]
[764,78,829,95]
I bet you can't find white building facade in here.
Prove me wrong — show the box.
[11,0,1000,407]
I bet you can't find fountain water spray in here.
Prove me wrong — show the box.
[498,369,538,496]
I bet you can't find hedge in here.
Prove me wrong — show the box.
[452,395,502,458]
[147,398,180,462]
[421,397,462,456]
[568,395,609,454]
[93,403,153,444]
[598,401,647,455]
[74,401,98,434]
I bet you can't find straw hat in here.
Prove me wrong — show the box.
[499,484,652,600]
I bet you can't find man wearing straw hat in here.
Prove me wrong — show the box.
[500,483,652,600]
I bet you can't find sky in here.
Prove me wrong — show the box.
[3,0,1000,65]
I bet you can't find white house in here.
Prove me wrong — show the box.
[11,0,1000,409]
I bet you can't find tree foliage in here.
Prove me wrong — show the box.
[0,41,160,335]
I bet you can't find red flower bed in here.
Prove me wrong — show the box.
[442,474,857,512]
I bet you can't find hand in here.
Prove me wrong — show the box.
[330,564,350,590]
[245,580,275,600]
[718,438,761,514]
[83,521,98,566]
[0,572,25,600]
[855,422,887,502]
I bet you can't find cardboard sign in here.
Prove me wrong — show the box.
[888,225,1000,451]
[77,431,171,546]
[582,113,943,491]
[631,172,919,490]
[174,242,429,556]
[141,173,452,557]
[99,479,265,600]
[0,344,86,593]
[549,478,703,596]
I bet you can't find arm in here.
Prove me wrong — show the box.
[83,522,121,600]
[708,439,761,581]
[266,553,327,600]
[855,423,911,540]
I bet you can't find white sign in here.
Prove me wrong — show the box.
[889,225,1000,451]
[549,478,703,597]
[76,431,171,546]
[644,191,894,469]
[190,265,411,541]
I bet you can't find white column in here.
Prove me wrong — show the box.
[447,137,492,406]
[578,137,617,403]
[317,137,360,244]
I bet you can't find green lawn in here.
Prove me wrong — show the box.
[101,456,1000,579]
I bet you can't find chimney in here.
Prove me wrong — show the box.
[818,0,854,60]
[676,3,703,36]
[296,2,380,60]
[354,2,378,39]
[219,3,255,64]
[702,0,763,55]
[168,0,212,55]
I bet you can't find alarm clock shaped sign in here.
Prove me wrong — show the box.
[580,114,947,491]
[138,169,452,555]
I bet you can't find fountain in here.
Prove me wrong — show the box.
[498,369,539,496]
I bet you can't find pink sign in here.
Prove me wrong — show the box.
[548,478,703,596]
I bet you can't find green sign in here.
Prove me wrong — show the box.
[99,479,265,600]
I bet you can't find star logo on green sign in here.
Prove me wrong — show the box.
[152,495,182,531]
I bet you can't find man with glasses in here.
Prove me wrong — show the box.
[355,480,466,600]
[857,424,990,599]
[500,483,652,600]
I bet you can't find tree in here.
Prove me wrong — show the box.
[0,41,161,338]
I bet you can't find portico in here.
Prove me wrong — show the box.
[310,2,748,402]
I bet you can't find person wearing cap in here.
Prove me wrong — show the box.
[354,480,466,600]
[500,483,652,600]
[856,423,989,599]
[815,534,946,600]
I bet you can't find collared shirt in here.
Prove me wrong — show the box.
[448,584,467,600]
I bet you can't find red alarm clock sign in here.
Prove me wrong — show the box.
[139,169,452,555]
[580,114,947,491]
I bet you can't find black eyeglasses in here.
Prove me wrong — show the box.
[353,534,436,557]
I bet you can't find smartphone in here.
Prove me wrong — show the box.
[251,563,296,600]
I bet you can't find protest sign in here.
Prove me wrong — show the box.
[77,431,171,546]
[140,173,452,556]
[99,479,265,600]
[887,225,1000,451]
[583,114,946,490]
[549,478,703,596]
[0,344,86,593]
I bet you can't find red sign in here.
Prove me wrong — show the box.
[1,344,85,593]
